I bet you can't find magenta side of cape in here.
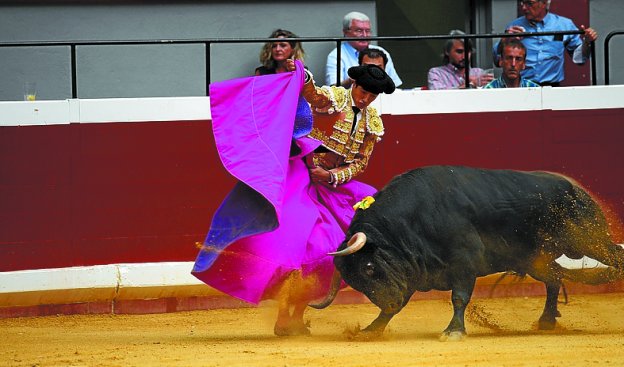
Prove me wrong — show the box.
[208,61,305,223]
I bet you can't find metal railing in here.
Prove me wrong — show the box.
[0,30,599,97]
[604,30,624,85]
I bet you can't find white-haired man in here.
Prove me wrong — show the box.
[493,0,598,86]
[325,11,402,88]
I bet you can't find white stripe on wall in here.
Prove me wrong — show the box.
[0,262,203,294]
[0,97,211,126]
[1,85,623,126]
[0,262,212,307]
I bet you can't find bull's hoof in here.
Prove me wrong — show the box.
[344,327,384,341]
[439,330,467,342]
[361,328,385,338]
[362,325,385,335]
[274,320,311,337]
[538,316,557,330]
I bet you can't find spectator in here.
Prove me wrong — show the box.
[484,38,540,88]
[358,47,388,69]
[427,30,493,90]
[255,29,304,75]
[255,28,312,143]
[493,0,598,86]
[325,11,402,88]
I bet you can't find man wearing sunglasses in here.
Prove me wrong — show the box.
[325,11,402,88]
[493,0,597,86]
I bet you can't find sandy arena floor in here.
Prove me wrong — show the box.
[2,293,624,367]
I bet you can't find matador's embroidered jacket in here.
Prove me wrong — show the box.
[301,77,384,185]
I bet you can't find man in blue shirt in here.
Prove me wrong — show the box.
[485,39,540,88]
[493,0,598,86]
[325,11,402,88]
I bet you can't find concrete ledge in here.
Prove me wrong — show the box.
[0,288,117,309]
[0,262,219,308]
[0,265,119,294]
[1,259,622,318]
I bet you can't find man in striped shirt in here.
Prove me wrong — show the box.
[427,30,493,90]
[484,38,540,88]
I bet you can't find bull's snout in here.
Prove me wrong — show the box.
[365,289,402,314]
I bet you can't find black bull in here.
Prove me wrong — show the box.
[311,166,624,340]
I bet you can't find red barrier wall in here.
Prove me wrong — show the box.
[1,121,232,271]
[2,108,623,272]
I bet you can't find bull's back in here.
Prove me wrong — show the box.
[373,166,599,260]
[378,166,575,217]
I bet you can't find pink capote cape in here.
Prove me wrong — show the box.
[192,61,376,304]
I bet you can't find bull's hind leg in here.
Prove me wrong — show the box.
[528,255,564,330]
[538,281,561,330]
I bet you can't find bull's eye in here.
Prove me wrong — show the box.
[364,262,375,276]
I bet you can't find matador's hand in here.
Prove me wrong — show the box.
[285,59,296,72]
[309,166,331,184]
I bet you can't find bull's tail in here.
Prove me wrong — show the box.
[559,183,624,271]
[561,266,624,285]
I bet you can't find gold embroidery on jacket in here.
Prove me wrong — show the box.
[306,87,383,162]
[302,76,385,184]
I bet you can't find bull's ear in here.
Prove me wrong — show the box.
[328,232,367,256]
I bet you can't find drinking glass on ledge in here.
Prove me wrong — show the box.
[24,81,37,101]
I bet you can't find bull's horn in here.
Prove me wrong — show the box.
[328,232,367,256]
[308,269,342,309]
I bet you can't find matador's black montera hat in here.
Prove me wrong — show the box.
[348,64,395,94]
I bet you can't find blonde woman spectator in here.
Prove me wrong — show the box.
[256,29,305,75]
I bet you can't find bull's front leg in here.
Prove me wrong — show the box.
[362,311,395,335]
[440,278,476,341]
